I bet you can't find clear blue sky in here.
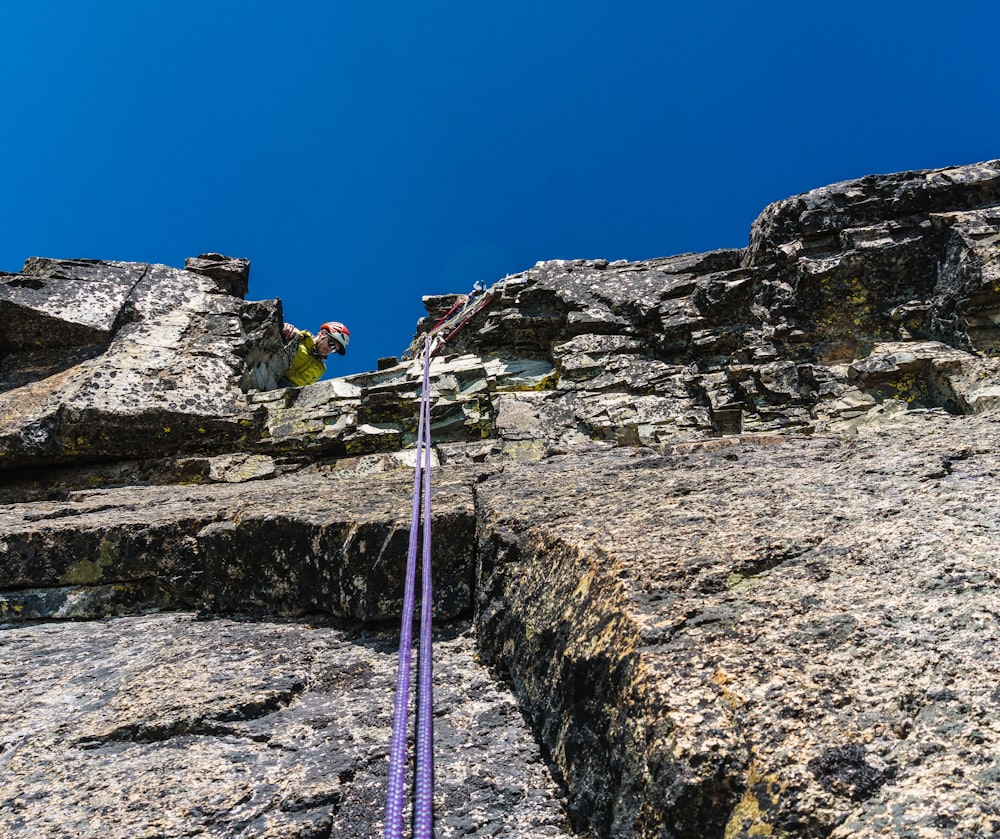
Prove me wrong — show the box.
[2,2,998,376]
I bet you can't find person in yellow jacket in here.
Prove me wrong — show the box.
[278,321,350,387]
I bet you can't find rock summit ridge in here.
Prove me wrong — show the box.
[2,160,1000,837]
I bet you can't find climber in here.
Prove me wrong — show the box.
[278,321,350,387]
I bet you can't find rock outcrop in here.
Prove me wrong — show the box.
[2,162,1000,838]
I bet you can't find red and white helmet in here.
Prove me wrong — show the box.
[319,321,350,355]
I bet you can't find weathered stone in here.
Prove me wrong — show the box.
[0,258,280,468]
[0,615,574,838]
[0,465,480,622]
[474,417,1000,837]
[184,252,251,297]
[744,160,1000,268]
[0,258,139,351]
[847,340,1000,415]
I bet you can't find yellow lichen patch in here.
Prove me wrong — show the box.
[725,789,774,838]
[842,277,870,309]
[462,405,493,439]
[62,536,118,585]
[0,601,25,620]
[495,371,561,392]
[889,372,930,404]
[724,763,789,839]
[502,440,546,461]
[345,434,400,455]
[712,668,747,711]
[814,276,880,345]
[572,569,595,600]
[63,558,104,584]
[727,571,765,592]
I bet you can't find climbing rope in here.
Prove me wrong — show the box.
[384,336,435,839]
[425,282,497,358]
[404,278,505,361]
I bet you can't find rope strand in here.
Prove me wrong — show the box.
[414,357,435,838]
[384,337,435,838]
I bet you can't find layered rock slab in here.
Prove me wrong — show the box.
[0,463,479,622]
[0,256,277,468]
[474,415,1000,837]
[0,614,573,838]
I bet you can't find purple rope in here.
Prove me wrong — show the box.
[414,365,434,838]
[384,338,435,839]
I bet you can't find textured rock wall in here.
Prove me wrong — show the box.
[1,615,573,838]
[0,464,478,622]
[475,426,1000,837]
[0,254,278,468]
[3,160,1000,838]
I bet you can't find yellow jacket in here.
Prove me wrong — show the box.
[283,331,326,387]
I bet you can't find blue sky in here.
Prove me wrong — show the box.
[2,2,998,376]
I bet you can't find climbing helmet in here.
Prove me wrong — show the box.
[319,321,350,355]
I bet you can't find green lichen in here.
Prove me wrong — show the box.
[889,372,930,404]
[724,791,786,838]
[815,275,878,338]
[727,571,765,592]
[843,277,871,308]
[0,601,25,618]
[62,537,118,584]
[61,435,87,456]
[464,415,493,440]
[495,370,561,392]
[502,440,547,461]
[345,433,401,455]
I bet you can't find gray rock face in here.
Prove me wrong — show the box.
[2,159,1000,838]
[185,252,251,298]
[475,421,1000,837]
[0,464,478,622]
[0,255,281,468]
[263,161,991,458]
[0,615,573,838]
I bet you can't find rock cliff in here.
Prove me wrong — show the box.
[2,161,1000,838]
